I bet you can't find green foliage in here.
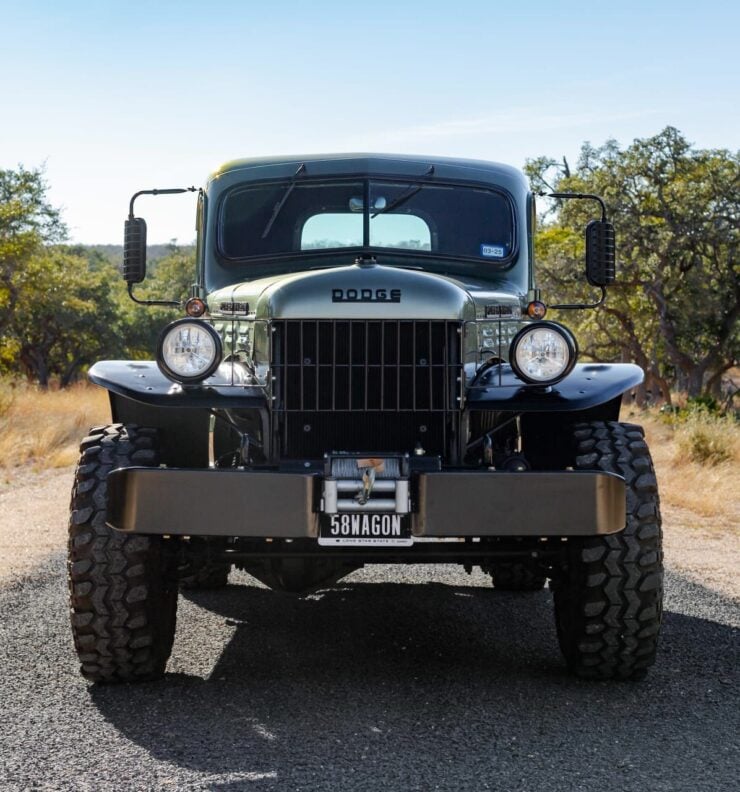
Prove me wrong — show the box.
[526,127,739,400]
[0,165,65,247]
[2,248,124,386]
[116,245,196,359]
[684,395,723,415]
[659,394,732,423]
[1,243,195,386]
[0,165,66,318]
[0,164,197,386]
[143,246,196,304]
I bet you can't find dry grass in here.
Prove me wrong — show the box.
[0,382,109,473]
[623,406,739,527]
[0,384,14,419]
[674,413,736,465]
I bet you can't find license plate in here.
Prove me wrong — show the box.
[319,513,413,547]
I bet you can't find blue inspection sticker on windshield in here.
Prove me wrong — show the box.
[481,244,506,258]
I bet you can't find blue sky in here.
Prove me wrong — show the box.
[1,0,738,243]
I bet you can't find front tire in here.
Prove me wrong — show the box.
[552,421,663,680]
[68,424,178,683]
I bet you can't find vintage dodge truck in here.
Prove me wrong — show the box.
[68,154,663,682]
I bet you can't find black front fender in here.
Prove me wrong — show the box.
[88,361,267,409]
[88,361,269,468]
[465,363,644,412]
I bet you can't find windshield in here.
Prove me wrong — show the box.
[219,179,515,264]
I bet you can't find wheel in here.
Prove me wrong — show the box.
[552,421,663,680]
[68,424,178,683]
[485,562,546,591]
[180,562,231,590]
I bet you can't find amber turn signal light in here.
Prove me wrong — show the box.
[526,300,547,319]
[185,297,207,318]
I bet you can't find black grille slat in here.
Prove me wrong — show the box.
[380,321,385,410]
[272,319,460,413]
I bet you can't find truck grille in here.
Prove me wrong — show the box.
[271,319,462,457]
[272,320,461,412]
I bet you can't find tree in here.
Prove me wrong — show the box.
[0,166,66,317]
[526,128,739,400]
[2,248,123,387]
[0,164,198,386]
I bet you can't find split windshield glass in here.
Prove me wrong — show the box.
[219,179,514,264]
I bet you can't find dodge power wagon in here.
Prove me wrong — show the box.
[68,154,663,682]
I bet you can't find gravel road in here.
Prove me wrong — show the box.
[0,476,738,791]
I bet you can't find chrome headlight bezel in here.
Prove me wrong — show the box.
[509,321,578,385]
[156,318,223,385]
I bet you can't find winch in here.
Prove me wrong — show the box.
[321,454,411,515]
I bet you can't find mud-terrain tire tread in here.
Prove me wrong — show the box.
[488,563,546,591]
[68,424,178,683]
[553,420,663,680]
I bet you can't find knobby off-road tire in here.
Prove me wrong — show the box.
[553,421,663,680]
[68,424,178,683]
[487,562,547,591]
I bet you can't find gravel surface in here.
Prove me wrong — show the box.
[0,468,71,584]
[1,552,738,791]
[1,467,738,789]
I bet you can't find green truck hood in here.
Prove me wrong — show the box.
[208,263,522,321]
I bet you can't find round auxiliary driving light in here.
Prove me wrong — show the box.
[157,319,222,384]
[510,321,577,385]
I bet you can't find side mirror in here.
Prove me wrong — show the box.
[123,217,147,284]
[585,220,616,287]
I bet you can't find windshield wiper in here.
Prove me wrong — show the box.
[371,165,435,218]
[261,163,306,239]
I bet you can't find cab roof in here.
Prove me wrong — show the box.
[208,153,529,195]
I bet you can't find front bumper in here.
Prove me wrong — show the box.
[107,467,626,538]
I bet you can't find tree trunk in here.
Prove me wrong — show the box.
[652,372,672,406]
[35,358,49,390]
[633,381,647,408]
[644,370,671,406]
[685,365,706,399]
[60,357,83,388]
[19,347,50,389]
[706,364,736,400]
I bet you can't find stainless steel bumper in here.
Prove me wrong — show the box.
[106,467,626,538]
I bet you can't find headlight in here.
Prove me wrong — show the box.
[510,321,577,385]
[157,319,222,384]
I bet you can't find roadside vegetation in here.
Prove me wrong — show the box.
[634,401,739,526]
[0,381,108,473]
[0,164,193,387]
[526,126,738,406]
